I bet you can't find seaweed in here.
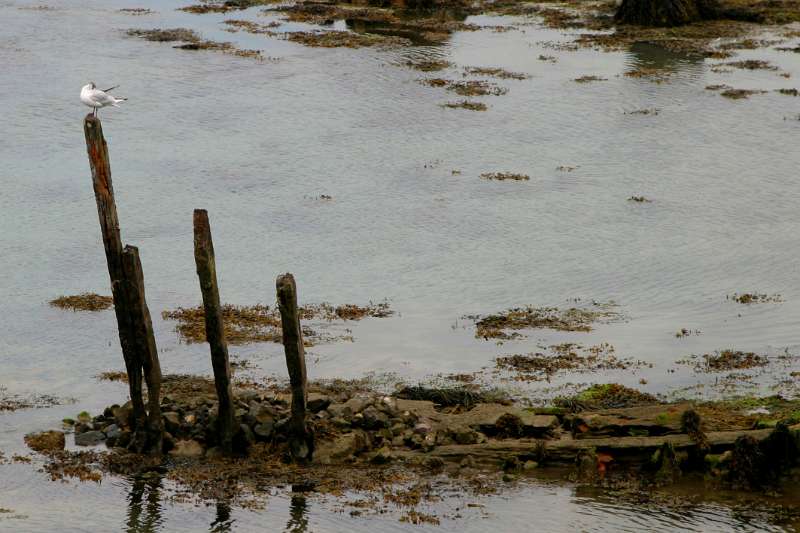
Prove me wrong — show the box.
[50,293,113,312]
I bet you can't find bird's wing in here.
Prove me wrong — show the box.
[88,89,116,105]
[102,85,119,93]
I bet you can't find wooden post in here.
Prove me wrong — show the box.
[121,245,164,454]
[84,115,146,436]
[276,273,314,462]
[193,209,235,454]
[84,115,162,454]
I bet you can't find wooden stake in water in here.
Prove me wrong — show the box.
[276,273,314,462]
[193,209,235,455]
[84,115,162,454]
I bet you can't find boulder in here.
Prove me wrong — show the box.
[169,439,204,458]
[25,430,65,453]
[233,423,255,454]
[315,430,371,465]
[358,406,389,430]
[307,394,332,414]
[113,402,133,428]
[253,405,278,424]
[453,404,559,438]
[254,422,275,441]
[75,430,106,447]
[162,412,181,435]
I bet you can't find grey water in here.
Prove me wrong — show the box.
[2,0,800,530]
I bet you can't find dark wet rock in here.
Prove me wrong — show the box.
[343,396,371,415]
[113,402,133,428]
[117,430,132,449]
[254,422,274,441]
[162,432,175,453]
[233,424,255,454]
[370,446,394,464]
[25,430,65,453]
[104,424,121,440]
[413,422,432,435]
[75,430,106,447]
[358,406,390,429]
[74,423,92,434]
[307,394,332,413]
[162,412,181,434]
[169,439,204,458]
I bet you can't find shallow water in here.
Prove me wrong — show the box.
[2,0,800,530]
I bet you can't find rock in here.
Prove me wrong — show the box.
[205,446,224,459]
[113,402,133,428]
[77,411,91,424]
[117,430,132,449]
[162,432,175,453]
[233,423,255,454]
[343,396,370,415]
[390,423,406,436]
[25,430,65,453]
[315,430,370,465]
[453,404,559,438]
[169,439,204,458]
[104,424,121,440]
[450,426,480,445]
[307,394,332,413]
[253,405,277,424]
[254,422,274,441]
[75,430,106,447]
[413,422,432,435]
[103,405,117,419]
[359,406,389,430]
[370,446,394,464]
[162,412,181,434]
[460,455,476,469]
[523,460,539,471]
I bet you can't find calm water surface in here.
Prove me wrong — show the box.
[2,0,800,530]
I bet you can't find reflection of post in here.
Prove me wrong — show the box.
[276,274,314,462]
[193,209,235,455]
[126,475,163,533]
[210,499,233,533]
[285,494,309,533]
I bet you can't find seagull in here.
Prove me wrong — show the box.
[80,82,127,116]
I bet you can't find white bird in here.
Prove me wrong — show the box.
[80,82,127,116]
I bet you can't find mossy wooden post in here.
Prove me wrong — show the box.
[193,209,235,455]
[83,115,147,437]
[276,273,314,462]
[121,245,164,454]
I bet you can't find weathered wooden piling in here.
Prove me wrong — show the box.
[121,245,164,454]
[276,273,314,462]
[84,115,162,454]
[192,209,235,454]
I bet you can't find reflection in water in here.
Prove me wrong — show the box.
[126,475,164,533]
[210,499,234,532]
[285,494,309,533]
[626,41,702,73]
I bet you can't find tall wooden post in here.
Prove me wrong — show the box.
[121,245,164,454]
[84,115,162,454]
[276,273,313,462]
[84,115,146,433]
[193,209,235,454]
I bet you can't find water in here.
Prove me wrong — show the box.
[2,0,800,529]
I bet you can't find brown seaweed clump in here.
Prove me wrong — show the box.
[50,293,113,312]
[1,388,66,412]
[284,31,410,48]
[728,292,783,304]
[574,75,608,83]
[162,302,392,345]
[404,59,452,72]
[715,59,778,70]
[440,100,487,111]
[628,195,652,202]
[463,67,529,80]
[681,350,769,372]
[720,88,767,99]
[480,172,529,182]
[468,303,620,339]
[496,343,648,382]
[126,28,262,59]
